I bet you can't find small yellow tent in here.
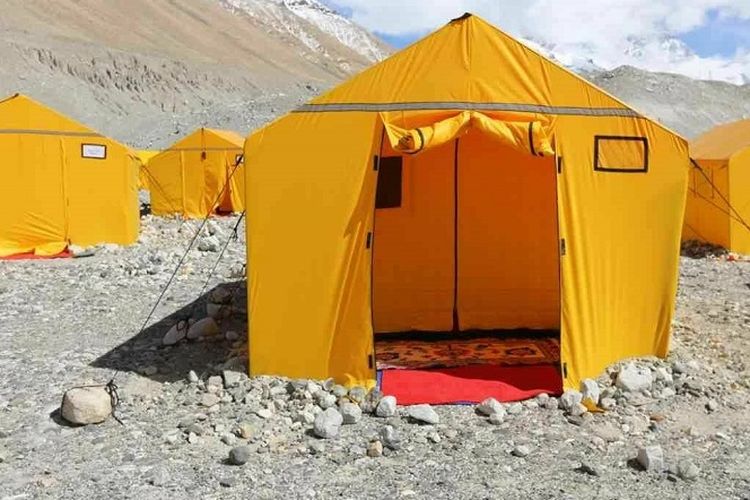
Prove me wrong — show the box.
[243,14,690,390]
[136,150,160,190]
[144,128,245,218]
[684,119,750,253]
[0,94,139,257]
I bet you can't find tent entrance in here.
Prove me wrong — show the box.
[372,125,562,403]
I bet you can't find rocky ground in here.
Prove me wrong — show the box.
[1,217,749,499]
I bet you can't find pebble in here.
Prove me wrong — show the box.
[315,392,337,410]
[488,413,504,425]
[313,408,343,439]
[256,408,273,420]
[512,445,531,457]
[340,402,362,424]
[198,235,221,252]
[706,399,719,412]
[228,445,252,465]
[407,404,440,425]
[219,477,237,488]
[222,370,244,388]
[61,386,112,425]
[187,370,199,383]
[576,462,599,476]
[677,459,700,480]
[235,422,254,440]
[560,390,583,412]
[331,385,348,398]
[580,379,601,405]
[569,403,588,417]
[544,398,559,410]
[637,445,665,472]
[380,425,401,450]
[616,364,654,392]
[162,321,188,345]
[225,330,240,342]
[477,397,504,416]
[506,403,523,415]
[200,393,220,407]
[186,317,220,340]
[348,386,367,403]
[600,397,616,410]
[375,395,397,417]
[367,440,383,457]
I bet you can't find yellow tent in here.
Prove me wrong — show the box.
[135,150,160,190]
[243,14,690,390]
[684,119,750,253]
[0,94,139,257]
[144,128,245,218]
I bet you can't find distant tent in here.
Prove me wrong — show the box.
[685,119,750,253]
[243,14,690,395]
[144,128,245,218]
[135,150,160,190]
[0,94,139,257]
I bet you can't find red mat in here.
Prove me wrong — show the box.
[380,364,562,405]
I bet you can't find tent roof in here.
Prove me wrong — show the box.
[691,119,750,161]
[165,127,244,150]
[295,13,682,142]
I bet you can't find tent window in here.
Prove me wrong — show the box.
[375,156,403,209]
[594,136,648,173]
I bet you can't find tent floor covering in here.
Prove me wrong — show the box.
[376,330,562,404]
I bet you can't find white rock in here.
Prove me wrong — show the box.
[198,236,221,252]
[477,397,504,416]
[580,379,600,405]
[340,402,362,424]
[367,440,383,457]
[256,408,273,420]
[488,413,504,425]
[677,459,699,480]
[616,364,653,392]
[201,393,220,407]
[600,397,616,410]
[162,321,188,345]
[512,445,531,457]
[295,411,316,425]
[313,408,343,439]
[61,387,112,425]
[637,445,664,472]
[506,403,523,415]
[544,398,559,410]
[375,395,397,417]
[569,402,588,417]
[654,367,673,384]
[315,391,337,410]
[187,370,199,383]
[559,390,583,412]
[380,425,401,450]
[186,317,220,340]
[407,404,439,425]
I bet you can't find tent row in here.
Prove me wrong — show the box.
[0,94,245,257]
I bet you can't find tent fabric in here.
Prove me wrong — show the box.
[0,94,139,257]
[136,150,159,190]
[244,14,690,390]
[145,128,245,218]
[685,120,750,254]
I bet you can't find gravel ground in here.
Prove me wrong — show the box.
[1,217,749,499]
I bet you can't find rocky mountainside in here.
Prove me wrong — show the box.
[0,1,748,145]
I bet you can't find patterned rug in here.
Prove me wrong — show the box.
[375,335,560,370]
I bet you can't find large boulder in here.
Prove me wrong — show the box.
[61,387,112,425]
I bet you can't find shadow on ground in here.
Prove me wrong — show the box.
[91,280,247,384]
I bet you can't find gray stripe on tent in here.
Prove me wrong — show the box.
[0,129,104,138]
[293,102,641,118]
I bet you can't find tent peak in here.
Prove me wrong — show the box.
[450,12,473,23]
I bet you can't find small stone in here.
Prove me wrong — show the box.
[677,459,699,480]
[210,287,232,304]
[506,403,523,415]
[162,322,188,345]
[225,330,240,342]
[219,477,237,488]
[200,393,220,407]
[187,317,220,340]
[340,402,362,424]
[600,397,616,410]
[256,408,273,420]
[535,393,550,405]
[488,413,504,425]
[512,445,530,457]
[348,386,367,403]
[428,432,441,443]
[61,387,112,425]
[315,391,337,409]
[367,440,383,457]
[616,364,654,392]
[295,411,316,425]
[141,366,158,376]
[477,397,504,416]
[706,399,719,412]
[407,404,439,425]
[380,425,401,450]
[576,462,599,476]
[187,432,200,444]
[322,378,335,391]
[544,398,559,410]
[222,370,244,388]
[654,367,673,384]
[187,370,199,383]
[228,445,252,465]
[637,445,664,472]
[309,441,326,455]
[198,235,221,252]
[148,468,169,487]
[185,423,204,436]
[560,390,583,412]
[235,422,254,440]
[331,385,348,398]
[569,403,588,417]
[207,302,230,320]
[375,395,397,417]
[313,408,343,439]
[580,379,601,405]
[221,433,236,446]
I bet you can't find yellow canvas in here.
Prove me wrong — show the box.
[243,14,689,389]
[685,119,750,253]
[0,94,139,257]
[144,128,245,218]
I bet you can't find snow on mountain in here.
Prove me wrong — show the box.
[220,0,389,68]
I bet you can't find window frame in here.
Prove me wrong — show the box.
[593,135,649,174]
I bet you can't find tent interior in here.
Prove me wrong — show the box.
[371,124,563,402]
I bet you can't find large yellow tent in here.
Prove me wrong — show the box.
[243,14,690,390]
[0,94,139,257]
[684,119,750,253]
[144,128,245,218]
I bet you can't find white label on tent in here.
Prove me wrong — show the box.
[82,143,107,159]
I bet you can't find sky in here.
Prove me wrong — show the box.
[324,0,750,84]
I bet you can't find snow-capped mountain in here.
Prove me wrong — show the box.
[220,0,390,71]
